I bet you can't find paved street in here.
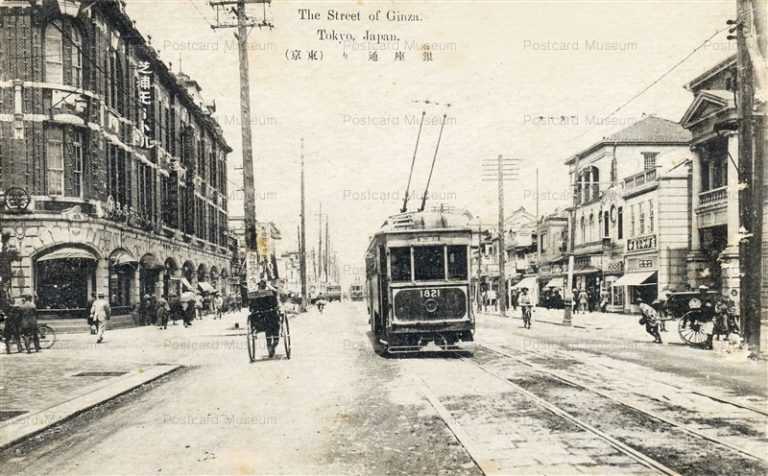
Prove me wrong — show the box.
[1,303,767,475]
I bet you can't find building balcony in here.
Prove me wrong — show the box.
[698,186,728,209]
[623,169,658,198]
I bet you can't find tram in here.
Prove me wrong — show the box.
[349,284,365,301]
[365,206,475,353]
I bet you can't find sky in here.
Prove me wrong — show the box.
[125,0,736,285]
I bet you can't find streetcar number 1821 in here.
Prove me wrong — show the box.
[421,289,440,298]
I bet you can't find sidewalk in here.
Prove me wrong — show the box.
[0,310,249,450]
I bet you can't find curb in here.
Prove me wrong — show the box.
[0,364,181,451]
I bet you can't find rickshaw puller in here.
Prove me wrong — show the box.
[248,279,281,358]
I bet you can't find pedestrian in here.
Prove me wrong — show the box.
[637,297,662,344]
[85,292,97,334]
[579,288,589,314]
[481,289,488,312]
[488,288,497,312]
[195,293,203,320]
[139,294,151,325]
[571,288,579,315]
[213,293,224,320]
[8,294,40,353]
[519,288,533,329]
[156,296,170,330]
[90,291,111,344]
[182,300,194,327]
[510,289,519,312]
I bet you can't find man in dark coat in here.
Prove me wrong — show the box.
[4,294,40,353]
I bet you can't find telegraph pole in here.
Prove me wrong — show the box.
[481,155,521,318]
[325,218,330,282]
[299,138,308,312]
[732,0,766,354]
[317,202,323,282]
[210,0,273,283]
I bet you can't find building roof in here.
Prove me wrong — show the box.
[565,115,691,165]
[684,54,736,92]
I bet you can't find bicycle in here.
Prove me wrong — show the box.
[522,306,533,329]
[0,320,56,351]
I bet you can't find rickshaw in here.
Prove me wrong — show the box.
[666,290,728,346]
[246,289,291,362]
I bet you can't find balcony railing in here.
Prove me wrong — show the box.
[698,186,728,207]
[623,169,657,193]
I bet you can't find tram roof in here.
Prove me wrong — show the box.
[372,206,475,236]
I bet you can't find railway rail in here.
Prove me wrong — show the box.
[409,344,768,475]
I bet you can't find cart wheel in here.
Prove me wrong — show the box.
[38,324,57,349]
[281,313,291,359]
[678,311,708,346]
[247,317,257,362]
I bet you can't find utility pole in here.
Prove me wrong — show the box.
[732,0,766,354]
[535,168,541,287]
[299,138,308,312]
[210,0,273,290]
[563,153,580,327]
[317,202,323,283]
[481,155,521,318]
[325,217,331,282]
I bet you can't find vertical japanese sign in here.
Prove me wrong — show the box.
[136,60,155,149]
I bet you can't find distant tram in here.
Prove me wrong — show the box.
[365,206,475,353]
[349,284,365,301]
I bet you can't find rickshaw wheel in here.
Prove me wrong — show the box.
[247,316,257,362]
[281,313,291,359]
[678,311,708,346]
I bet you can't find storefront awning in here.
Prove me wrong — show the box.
[613,271,657,287]
[544,277,565,289]
[573,266,601,275]
[110,250,138,267]
[37,247,97,263]
[198,281,216,293]
[512,276,538,290]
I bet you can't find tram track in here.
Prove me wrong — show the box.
[443,344,768,475]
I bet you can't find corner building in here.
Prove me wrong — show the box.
[0,1,232,318]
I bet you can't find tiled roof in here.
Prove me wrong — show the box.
[603,115,692,143]
[565,115,691,164]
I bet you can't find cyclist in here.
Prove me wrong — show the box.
[519,287,533,329]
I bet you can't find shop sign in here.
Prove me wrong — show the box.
[135,61,155,149]
[626,234,656,252]
[245,251,261,292]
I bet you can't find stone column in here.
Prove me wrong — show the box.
[98,258,110,301]
[686,147,708,290]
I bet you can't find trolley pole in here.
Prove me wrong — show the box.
[299,138,308,312]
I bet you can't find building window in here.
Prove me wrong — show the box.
[589,213,595,242]
[618,207,623,239]
[540,232,546,252]
[580,216,586,243]
[603,211,610,238]
[70,131,83,197]
[45,20,82,87]
[642,152,658,171]
[639,203,645,235]
[648,200,654,233]
[630,205,636,237]
[47,127,64,195]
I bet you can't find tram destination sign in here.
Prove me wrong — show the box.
[626,234,657,252]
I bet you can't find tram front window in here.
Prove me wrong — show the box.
[414,246,445,281]
[390,247,412,282]
[447,246,468,280]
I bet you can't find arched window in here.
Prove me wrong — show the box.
[603,211,610,238]
[45,20,82,87]
[617,207,624,239]
[580,216,586,243]
[589,213,595,242]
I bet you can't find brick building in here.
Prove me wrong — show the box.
[0,1,232,318]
